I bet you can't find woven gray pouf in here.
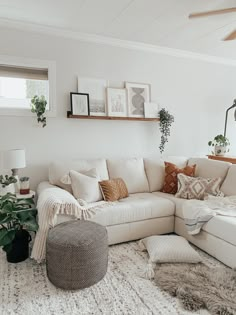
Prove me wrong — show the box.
[46,220,108,290]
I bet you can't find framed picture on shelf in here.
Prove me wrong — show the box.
[144,102,159,118]
[70,92,89,115]
[125,82,151,118]
[78,77,108,116]
[107,88,127,117]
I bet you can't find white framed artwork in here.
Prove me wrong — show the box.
[125,82,151,117]
[78,77,108,116]
[144,102,159,118]
[107,88,127,117]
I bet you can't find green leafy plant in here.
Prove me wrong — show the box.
[31,95,47,127]
[0,175,17,188]
[208,135,230,148]
[0,193,38,253]
[159,108,174,154]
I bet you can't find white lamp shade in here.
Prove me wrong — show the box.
[3,149,26,170]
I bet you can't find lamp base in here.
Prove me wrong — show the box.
[11,169,20,193]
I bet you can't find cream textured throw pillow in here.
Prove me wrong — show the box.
[176,173,223,200]
[141,235,201,263]
[69,168,103,203]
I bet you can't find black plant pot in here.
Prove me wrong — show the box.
[7,230,31,263]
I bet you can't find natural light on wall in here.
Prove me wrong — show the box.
[0,65,49,110]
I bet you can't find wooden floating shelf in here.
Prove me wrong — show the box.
[67,112,160,122]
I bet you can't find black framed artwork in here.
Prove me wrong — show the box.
[70,92,90,115]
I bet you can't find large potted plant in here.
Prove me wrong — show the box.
[0,193,38,263]
[208,134,230,156]
[0,175,17,196]
[159,108,174,154]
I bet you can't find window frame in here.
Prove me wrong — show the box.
[0,55,56,117]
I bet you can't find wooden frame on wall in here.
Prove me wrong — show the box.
[125,82,151,118]
[106,88,127,117]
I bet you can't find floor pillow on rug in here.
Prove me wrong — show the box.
[154,263,236,315]
[139,235,202,279]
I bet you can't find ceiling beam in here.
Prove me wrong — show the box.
[189,7,236,19]
[224,30,236,41]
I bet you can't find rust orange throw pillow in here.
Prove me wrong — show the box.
[162,162,196,194]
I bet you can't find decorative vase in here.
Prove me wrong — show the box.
[0,183,15,196]
[6,230,31,263]
[20,180,30,195]
[214,145,228,156]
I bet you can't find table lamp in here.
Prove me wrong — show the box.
[224,99,236,138]
[3,149,26,192]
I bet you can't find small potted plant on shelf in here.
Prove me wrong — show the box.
[31,95,47,128]
[0,175,17,196]
[19,177,30,195]
[159,108,174,154]
[208,134,230,156]
[0,193,38,263]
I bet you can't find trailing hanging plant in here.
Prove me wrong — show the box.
[31,95,47,128]
[159,108,174,154]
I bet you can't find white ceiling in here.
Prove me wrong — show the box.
[1,0,236,59]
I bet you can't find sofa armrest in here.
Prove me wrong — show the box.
[32,181,81,262]
[37,181,79,210]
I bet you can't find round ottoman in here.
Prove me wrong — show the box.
[46,220,108,290]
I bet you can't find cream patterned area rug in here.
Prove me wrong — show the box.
[0,241,223,315]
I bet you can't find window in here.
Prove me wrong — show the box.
[0,57,56,116]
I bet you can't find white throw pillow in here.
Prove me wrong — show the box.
[69,168,103,203]
[140,235,202,263]
[49,159,109,193]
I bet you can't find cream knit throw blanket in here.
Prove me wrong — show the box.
[31,184,112,263]
[183,195,236,235]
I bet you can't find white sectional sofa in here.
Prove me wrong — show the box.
[37,157,236,268]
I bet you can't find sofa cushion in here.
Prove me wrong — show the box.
[49,159,109,193]
[144,157,188,193]
[202,216,236,247]
[188,158,231,182]
[107,158,149,194]
[154,191,236,247]
[90,193,175,226]
[144,159,165,192]
[221,165,236,196]
[153,191,188,218]
[163,156,189,168]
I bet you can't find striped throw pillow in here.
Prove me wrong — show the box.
[99,178,128,202]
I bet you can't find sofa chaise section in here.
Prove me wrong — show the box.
[154,158,236,268]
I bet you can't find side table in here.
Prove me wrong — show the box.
[207,155,236,164]
[16,190,36,199]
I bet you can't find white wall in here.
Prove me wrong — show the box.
[0,26,236,189]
